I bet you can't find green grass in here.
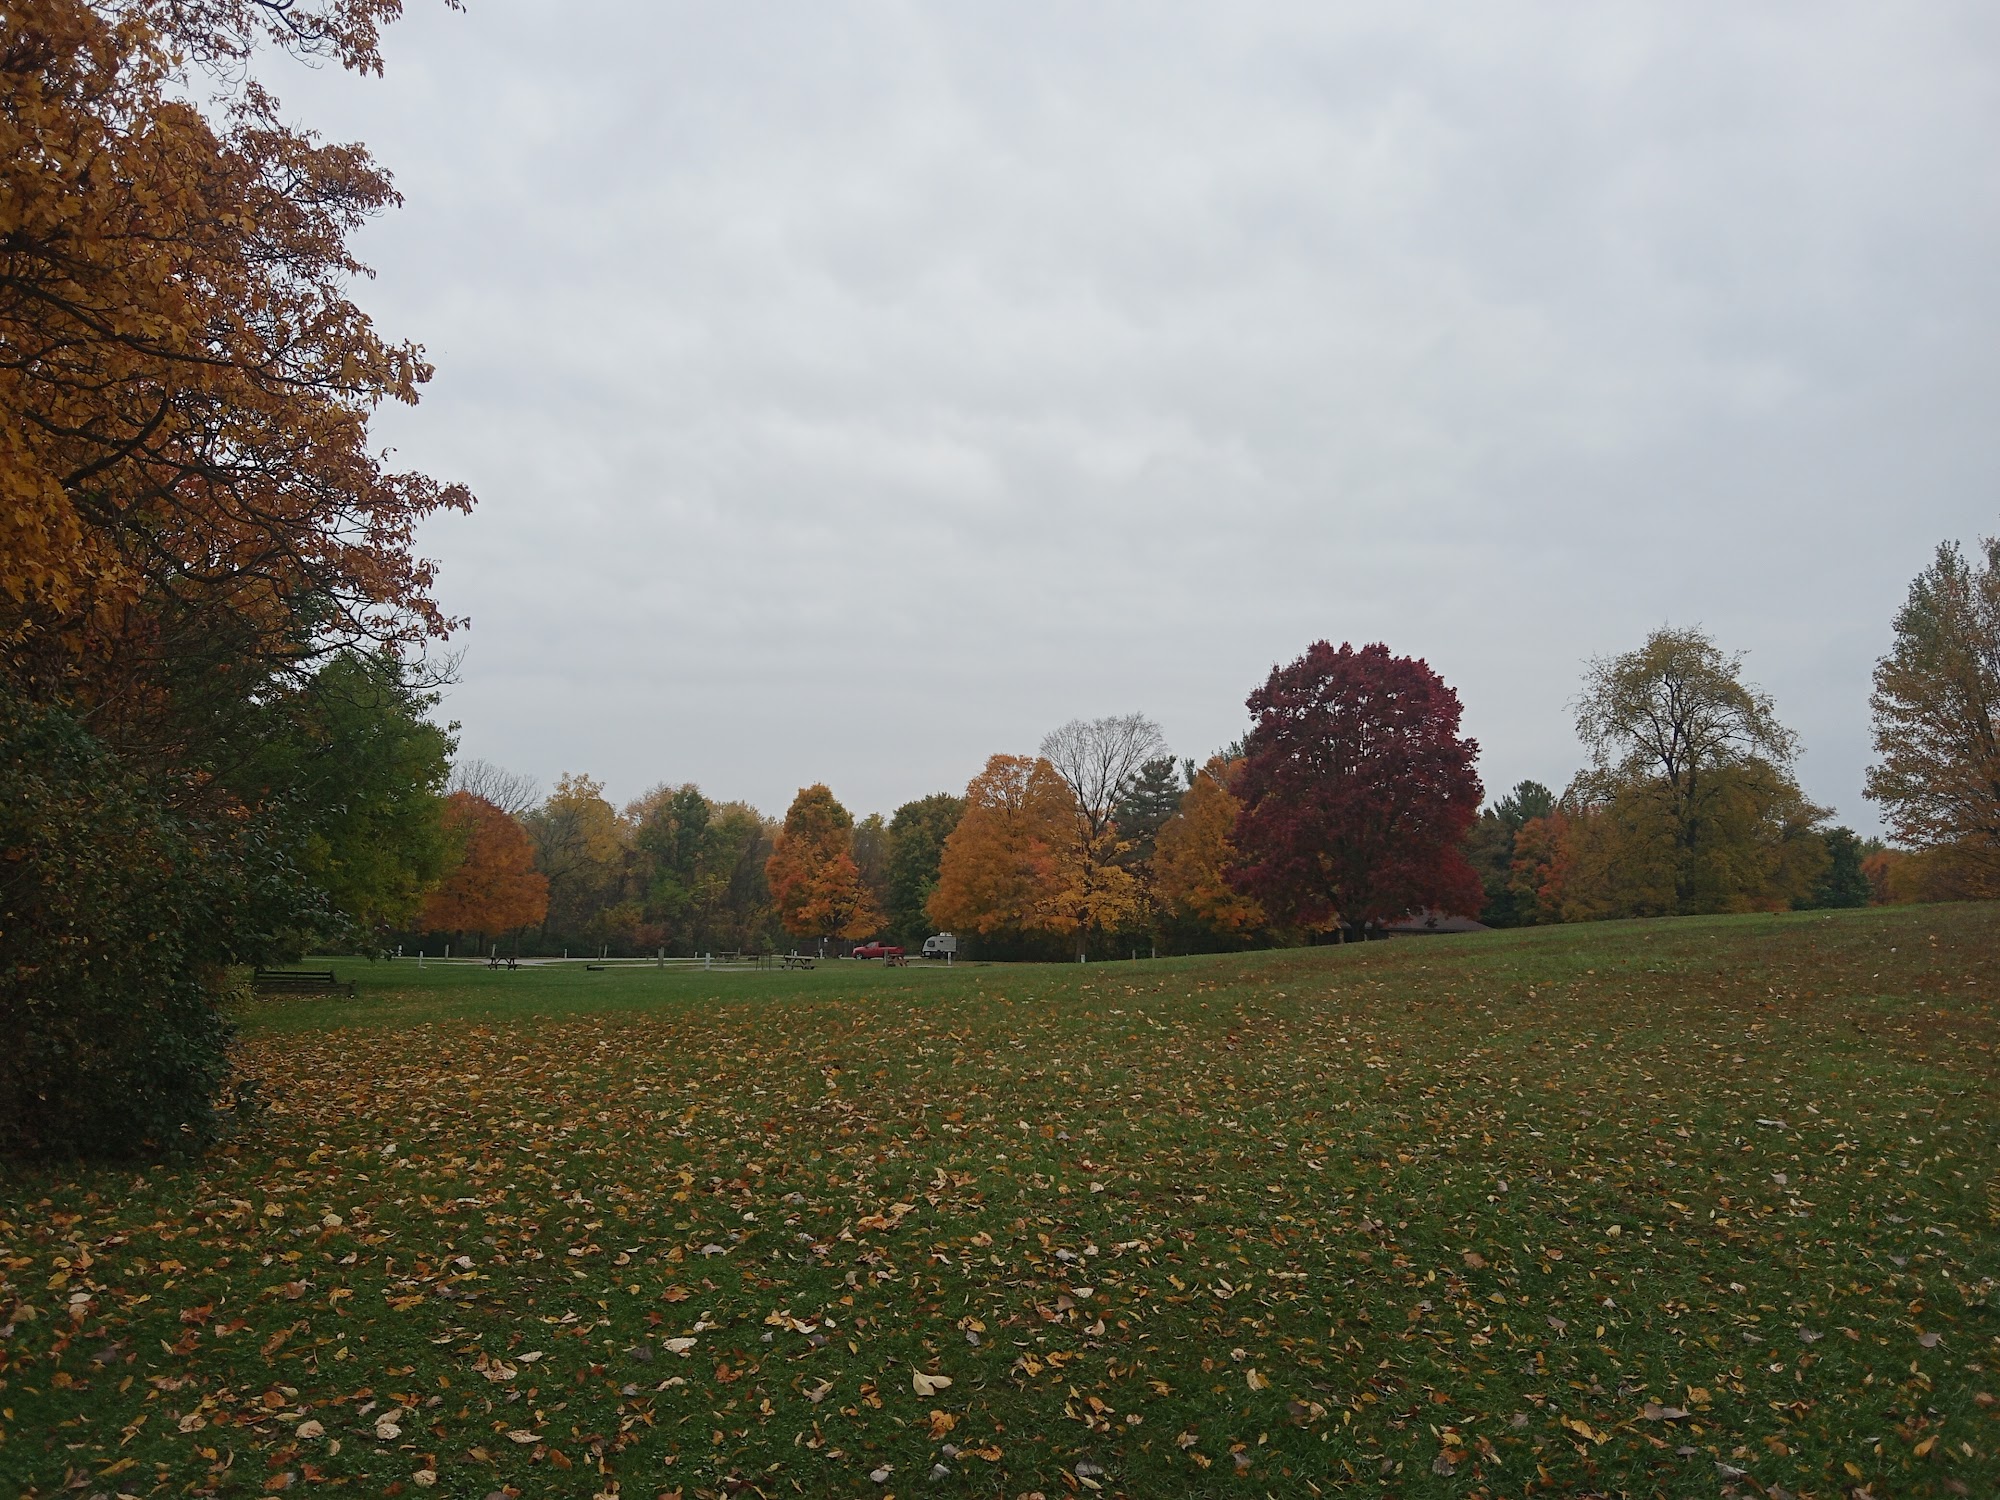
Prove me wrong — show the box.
[4,906,1997,1499]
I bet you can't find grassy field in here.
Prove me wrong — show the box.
[3,907,1996,1499]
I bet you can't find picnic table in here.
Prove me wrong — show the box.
[486,957,520,970]
[884,953,908,967]
[782,955,816,971]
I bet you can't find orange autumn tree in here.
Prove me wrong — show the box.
[2,0,471,741]
[1506,810,1574,925]
[419,792,548,943]
[1153,756,1264,938]
[766,785,882,951]
[928,755,1071,939]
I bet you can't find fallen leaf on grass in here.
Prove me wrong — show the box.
[912,1370,953,1395]
[1641,1403,1691,1421]
[506,1429,542,1444]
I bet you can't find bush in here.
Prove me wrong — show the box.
[0,696,238,1157]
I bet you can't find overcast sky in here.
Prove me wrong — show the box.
[267,1,2000,830]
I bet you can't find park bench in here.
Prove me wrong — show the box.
[782,955,816,971]
[252,969,355,998]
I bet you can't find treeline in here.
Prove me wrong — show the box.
[416,541,2000,961]
[418,548,2000,968]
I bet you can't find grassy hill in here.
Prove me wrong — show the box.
[4,905,1995,1497]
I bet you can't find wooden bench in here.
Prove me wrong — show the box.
[252,969,355,998]
[782,955,816,971]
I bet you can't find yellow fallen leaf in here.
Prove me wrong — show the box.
[506,1429,542,1445]
[912,1370,953,1396]
[1246,1368,1269,1391]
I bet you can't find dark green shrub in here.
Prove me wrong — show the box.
[0,695,237,1157]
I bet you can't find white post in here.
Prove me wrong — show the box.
[417,950,424,969]
[444,943,450,960]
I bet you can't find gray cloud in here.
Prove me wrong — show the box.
[269,1,2000,826]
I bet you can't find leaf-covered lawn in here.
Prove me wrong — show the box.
[5,907,1997,1499]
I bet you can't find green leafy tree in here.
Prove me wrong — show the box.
[885,793,965,945]
[1804,826,1873,910]
[631,784,718,951]
[241,651,455,947]
[0,695,246,1156]
[1114,755,1183,864]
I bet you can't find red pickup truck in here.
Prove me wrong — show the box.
[850,941,904,960]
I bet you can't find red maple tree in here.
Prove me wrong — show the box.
[1230,641,1483,935]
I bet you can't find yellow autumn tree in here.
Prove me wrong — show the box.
[1153,756,1264,936]
[523,773,626,939]
[928,755,1070,937]
[766,785,882,950]
[1037,715,1164,958]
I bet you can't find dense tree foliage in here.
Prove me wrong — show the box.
[1152,756,1264,948]
[0,694,245,1156]
[1866,537,2000,895]
[0,1,469,1154]
[885,793,963,945]
[418,792,548,944]
[1231,642,1484,937]
[240,650,454,945]
[929,755,1070,951]
[766,785,882,951]
[522,774,624,944]
[1463,780,1556,926]
[1565,628,1827,916]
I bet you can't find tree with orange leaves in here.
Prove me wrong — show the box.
[1153,757,1264,940]
[2,0,471,743]
[928,755,1071,940]
[1506,810,1574,925]
[420,793,548,943]
[766,785,882,951]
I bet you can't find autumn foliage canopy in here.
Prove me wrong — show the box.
[419,793,548,938]
[1230,642,1484,934]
